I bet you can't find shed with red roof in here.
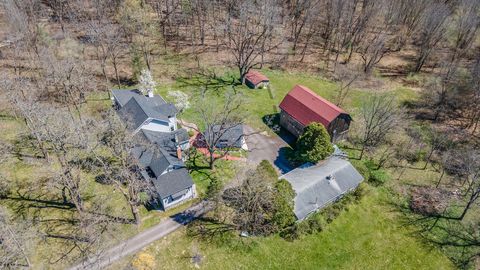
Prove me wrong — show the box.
[244,70,269,89]
[279,85,351,141]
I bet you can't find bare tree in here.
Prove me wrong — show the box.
[225,0,282,83]
[38,51,95,120]
[467,56,480,134]
[87,20,127,88]
[413,2,450,72]
[448,0,479,64]
[422,62,458,121]
[357,94,402,160]
[41,0,71,32]
[118,0,159,71]
[333,64,361,107]
[149,0,182,49]
[186,90,248,169]
[221,161,279,235]
[94,112,153,225]
[0,207,35,269]
[5,80,50,161]
[358,32,391,73]
[287,0,318,53]
[454,149,480,221]
[421,127,450,170]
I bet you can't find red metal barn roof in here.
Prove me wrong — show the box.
[279,85,347,127]
[245,70,269,85]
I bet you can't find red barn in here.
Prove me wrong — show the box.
[279,85,351,141]
[244,70,269,89]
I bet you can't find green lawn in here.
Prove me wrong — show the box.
[156,69,418,131]
[115,188,452,270]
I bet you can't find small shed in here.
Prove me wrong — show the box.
[280,157,364,220]
[279,85,352,141]
[244,70,269,89]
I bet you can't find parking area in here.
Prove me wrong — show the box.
[244,125,294,174]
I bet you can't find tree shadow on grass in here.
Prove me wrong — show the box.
[383,190,479,269]
[176,70,240,94]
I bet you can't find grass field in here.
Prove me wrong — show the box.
[156,69,418,132]
[111,188,453,270]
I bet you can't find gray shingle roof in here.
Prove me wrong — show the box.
[204,124,244,148]
[113,89,193,200]
[141,128,189,152]
[280,157,364,220]
[112,89,177,130]
[132,145,191,198]
[152,168,194,199]
[131,146,154,168]
[112,89,166,108]
[135,147,184,177]
[118,97,150,130]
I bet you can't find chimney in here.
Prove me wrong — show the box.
[147,89,154,98]
[176,146,182,160]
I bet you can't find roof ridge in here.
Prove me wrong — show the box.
[131,95,150,118]
[290,158,350,192]
[294,85,345,113]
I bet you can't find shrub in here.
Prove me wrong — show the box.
[131,251,156,270]
[273,179,296,230]
[362,159,389,186]
[351,160,371,181]
[353,183,369,201]
[369,169,389,186]
[257,160,278,180]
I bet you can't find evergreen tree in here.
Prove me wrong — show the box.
[295,123,334,163]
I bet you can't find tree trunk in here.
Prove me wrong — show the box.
[130,202,141,225]
[209,149,215,169]
[113,59,121,87]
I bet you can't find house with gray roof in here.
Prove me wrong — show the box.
[113,89,195,210]
[132,146,195,209]
[140,128,190,154]
[202,124,248,150]
[112,89,178,133]
[280,157,364,220]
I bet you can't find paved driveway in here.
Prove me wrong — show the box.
[244,126,294,174]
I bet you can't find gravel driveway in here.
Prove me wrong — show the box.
[244,125,294,174]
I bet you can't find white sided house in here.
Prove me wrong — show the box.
[133,146,195,209]
[112,89,195,210]
[112,89,178,133]
[280,157,364,220]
